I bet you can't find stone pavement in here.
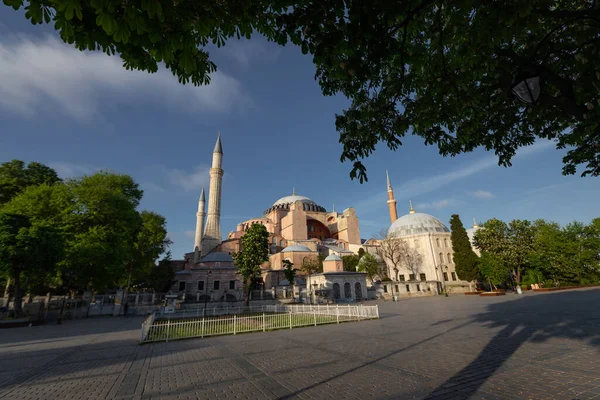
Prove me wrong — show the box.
[1,289,600,400]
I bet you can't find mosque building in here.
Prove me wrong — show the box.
[376,171,471,295]
[172,134,477,303]
[172,134,367,303]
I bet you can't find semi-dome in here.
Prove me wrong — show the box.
[281,244,313,252]
[324,254,342,261]
[388,212,449,237]
[264,190,326,214]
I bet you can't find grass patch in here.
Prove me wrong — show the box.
[145,312,355,342]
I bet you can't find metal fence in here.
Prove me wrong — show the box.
[140,304,379,343]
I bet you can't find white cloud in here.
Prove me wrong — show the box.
[471,190,495,199]
[47,161,99,179]
[166,164,211,192]
[141,182,165,193]
[216,38,281,67]
[0,34,251,120]
[184,230,196,239]
[416,199,453,210]
[354,140,555,213]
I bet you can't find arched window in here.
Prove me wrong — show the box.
[280,240,285,247]
[444,238,448,248]
[333,283,341,299]
[355,282,362,300]
[447,253,452,264]
[439,253,443,263]
[344,282,352,298]
[272,237,277,244]
[436,238,440,247]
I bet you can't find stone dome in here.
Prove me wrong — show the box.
[388,212,449,237]
[324,254,342,261]
[281,244,313,253]
[264,192,326,214]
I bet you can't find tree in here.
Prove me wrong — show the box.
[376,229,403,280]
[148,251,175,292]
[357,248,366,259]
[449,214,479,290]
[400,241,423,280]
[478,252,511,290]
[232,223,269,306]
[0,160,61,205]
[341,255,359,272]
[357,252,379,282]
[59,172,143,293]
[282,259,296,286]
[6,3,600,181]
[528,220,575,286]
[127,211,172,289]
[0,213,62,315]
[301,256,323,275]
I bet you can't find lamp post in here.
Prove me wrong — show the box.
[203,269,211,317]
[511,75,541,105]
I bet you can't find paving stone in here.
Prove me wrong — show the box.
[0,288,599,399]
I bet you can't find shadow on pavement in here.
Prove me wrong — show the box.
[423,289,600,399]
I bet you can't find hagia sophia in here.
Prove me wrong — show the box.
[172,134,478,302]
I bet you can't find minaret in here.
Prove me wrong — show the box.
[202,133,224,255]
[386,170,398,223]
[194,186,206,251]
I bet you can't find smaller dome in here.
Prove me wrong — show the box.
[200,252,233,263]
[281,244,313,253]
[388,212,449,237]
[324,254,342,261]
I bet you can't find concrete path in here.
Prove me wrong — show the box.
[1,289,599,399]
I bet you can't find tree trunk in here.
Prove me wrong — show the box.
[3,277,10,299]
[13,273,22,317]
[244,279,250,307]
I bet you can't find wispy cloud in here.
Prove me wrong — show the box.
[166,165,211,192]
[47,161,99,179]
[184,230,196,239]
[0,34,252,121]
[141,182,165,193]
[471,190,495,199]
[416,199,455,210]
[354,140,555,213]
[216,38,281,68]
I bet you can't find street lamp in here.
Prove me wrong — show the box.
[511,75,541,105]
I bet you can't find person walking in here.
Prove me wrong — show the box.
[123,302,129,317]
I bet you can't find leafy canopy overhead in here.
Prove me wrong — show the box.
[4,0,600,180]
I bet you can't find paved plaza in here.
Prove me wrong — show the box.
[1,289,599,400]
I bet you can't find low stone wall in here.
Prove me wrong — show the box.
[532,283,600,292]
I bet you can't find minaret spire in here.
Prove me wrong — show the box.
[194,186,206,253]
[292,187,296,195]
[386,170,398,223]
[409,200,415,214]
[473,218,478,228]
[202,133,224,255]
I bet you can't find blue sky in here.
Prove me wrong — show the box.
[1,10,599,260]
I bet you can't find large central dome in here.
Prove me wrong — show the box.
[272,195,316,207]
[388,212,450,237]
[264,191,326,214]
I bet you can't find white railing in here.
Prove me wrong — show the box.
[140,304,379,343]
[140,312,156,342]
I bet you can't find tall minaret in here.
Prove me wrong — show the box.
[386,170,398,223]
[194,186,206,251]
[202,133,223,255]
